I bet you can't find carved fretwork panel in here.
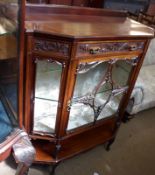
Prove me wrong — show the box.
[67,57,138,131]
[34,39,70,57]
[76,41,145,57]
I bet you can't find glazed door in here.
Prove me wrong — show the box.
[0,0,23,143]
[67,57,137,131]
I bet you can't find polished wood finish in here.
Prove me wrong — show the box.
[26,0,104,8]
[33,118,115,163]
[128,11,155,29]
[25,5,152,40]
[138,12,155,27]
[24,5,154,167]
[147,2,155,15]
[49,0,73,5]
[19,0,26,129]
[27,0,48,3]
[25,4,126,18]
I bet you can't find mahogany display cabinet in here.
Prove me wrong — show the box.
[24,4,154,173]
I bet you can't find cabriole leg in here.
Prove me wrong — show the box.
[104,138,115,151]
[50,162,61,175]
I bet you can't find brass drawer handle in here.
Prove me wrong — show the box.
[129,44,137,51]
[89,47,101,54]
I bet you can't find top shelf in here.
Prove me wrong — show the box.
[25,4,154,40]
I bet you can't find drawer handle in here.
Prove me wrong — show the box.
[129,44,137,51]
[89,47,101,54]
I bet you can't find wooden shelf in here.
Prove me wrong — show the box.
[32,118,115,164]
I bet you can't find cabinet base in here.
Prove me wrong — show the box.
[31,118,116,164]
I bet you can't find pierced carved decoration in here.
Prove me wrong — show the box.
[34,57,66,68]
[77,42,144,56]
[34,39,70,57]
[68,58,138,122]
[76,61,105,74]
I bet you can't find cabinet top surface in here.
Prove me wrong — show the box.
[25,5,154,40]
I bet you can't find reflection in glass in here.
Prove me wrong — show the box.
[0,1,19,143]
[67,59,134,130]
[33,60,62,133]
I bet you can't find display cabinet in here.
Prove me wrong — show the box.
[0,1,35,174]
[24,4,154,174]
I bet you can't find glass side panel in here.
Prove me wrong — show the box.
[67,59,134,131]
[33,60,62,134]
[0,1,20,143]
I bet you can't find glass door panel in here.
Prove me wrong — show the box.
[67,58,135,131]
[67,61,108,130]
[73,61,109,98]
[33,60,62,134]
[67,104,94,130]
[96,91,123,120]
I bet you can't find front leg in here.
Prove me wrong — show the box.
[104,138,115,151]
[50,162,61,175]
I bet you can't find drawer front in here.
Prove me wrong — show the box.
[76,41,145,57]
[33,39,71,58]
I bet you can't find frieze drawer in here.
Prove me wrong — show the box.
[76,41,145,57]
[33,39,71,57]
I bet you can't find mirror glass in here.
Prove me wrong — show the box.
[67,59,134,131]
[0,0,20,142]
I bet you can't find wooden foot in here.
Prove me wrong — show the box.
[50,162,60,175]
[122,111,134,123]
[104,138,115,151]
